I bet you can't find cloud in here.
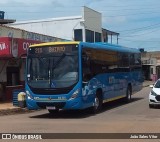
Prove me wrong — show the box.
[1,0,160,51]
[102,16,127,27]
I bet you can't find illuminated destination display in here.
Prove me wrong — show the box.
[48,46,65,53]
[28,45,77,55]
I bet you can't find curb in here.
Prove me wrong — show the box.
[143,82,154,88]
[143,85,150,88]
[0,107,35,116]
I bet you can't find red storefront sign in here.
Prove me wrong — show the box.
[17,38,41,57]
[0,37,42,58]
[0,37,12,57]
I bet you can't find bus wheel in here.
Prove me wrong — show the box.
[48,109,59,114]
[125,86,132,103]
[91,92,102,114]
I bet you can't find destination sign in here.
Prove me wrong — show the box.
[28,45,78,55]
[48,46,65,53]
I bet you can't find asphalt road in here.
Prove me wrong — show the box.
[0,87,160,142]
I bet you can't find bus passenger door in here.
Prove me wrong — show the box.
[81,50,94,107]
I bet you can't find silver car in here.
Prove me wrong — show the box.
[149,79,160,108]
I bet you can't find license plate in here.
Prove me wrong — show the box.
[46,106,56,110]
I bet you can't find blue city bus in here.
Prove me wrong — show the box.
[26,41,143,113]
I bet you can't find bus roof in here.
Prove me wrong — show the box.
[29,41,140,53]
[80,42,140,53]
[29,41,80,47]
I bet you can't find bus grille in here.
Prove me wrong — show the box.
[36,102,66,109]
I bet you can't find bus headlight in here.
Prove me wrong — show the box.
[26,91,33,100]
[69,89,80,100]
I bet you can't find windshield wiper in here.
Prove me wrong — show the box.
[49,53,66,88]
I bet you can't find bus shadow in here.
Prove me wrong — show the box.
[30,97,144,119]
[30,109,94,119]
[101,97,143,113]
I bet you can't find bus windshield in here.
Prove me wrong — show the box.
[27,45,78,89]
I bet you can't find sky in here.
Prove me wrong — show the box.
[1,0,160,51]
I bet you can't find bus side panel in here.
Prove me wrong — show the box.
[81,73,128,105]
[97,74,116,100]
[130,70,143,93]
[96,73,128,100]
[114,72,128,98]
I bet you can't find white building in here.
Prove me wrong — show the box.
[9,6,119,44]
[141,51,160,81]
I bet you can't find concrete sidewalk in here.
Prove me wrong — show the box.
[142,80,155,87]
[0,80,155,116]
[0,102,17,110]
[0,101,34,116]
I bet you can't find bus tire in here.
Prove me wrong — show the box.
[48,109,59,114]
[91,90,102,114]
[124,85,132,103]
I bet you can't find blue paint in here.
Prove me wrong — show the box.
[25,42,143,110]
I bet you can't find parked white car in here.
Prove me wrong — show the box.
[149,79,160,108]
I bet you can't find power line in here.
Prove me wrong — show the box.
[119,37,160,43]
[120,27,160,37]
[118,22,160,35]
[118,23,160,32]
[105,11,160,18]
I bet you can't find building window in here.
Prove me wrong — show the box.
[95,32,102,42]
[74,29,82,41]
[150,68,153,74]
[85,29,94,42]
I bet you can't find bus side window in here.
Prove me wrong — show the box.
[130,54,135,65]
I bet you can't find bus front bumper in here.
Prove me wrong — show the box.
[26,97,83,110]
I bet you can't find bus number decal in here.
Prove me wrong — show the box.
[35,48,42,54]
